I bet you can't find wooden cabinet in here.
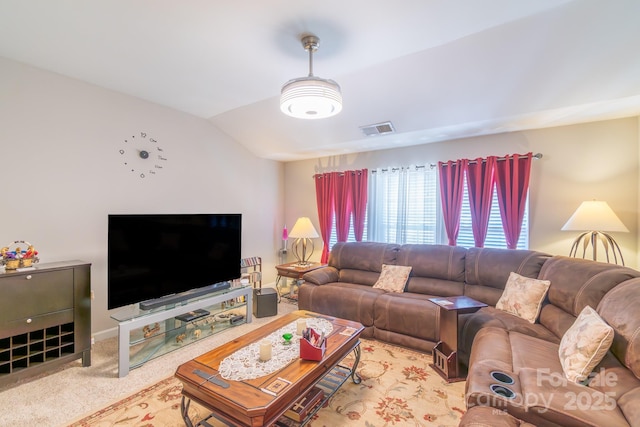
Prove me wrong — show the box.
[0,261,91,386]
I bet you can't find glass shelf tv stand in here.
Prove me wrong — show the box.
[110,284,252,377]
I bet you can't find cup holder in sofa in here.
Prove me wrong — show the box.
[490,384,516,399]
[490,371,515,385]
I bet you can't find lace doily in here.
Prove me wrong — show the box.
[218,318,333,381]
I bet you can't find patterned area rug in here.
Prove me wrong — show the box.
[69,339,466,426]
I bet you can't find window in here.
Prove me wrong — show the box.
[361,166,529,249]
[329,213,367,248]
[456,176,529,249]
[365,166,440,245]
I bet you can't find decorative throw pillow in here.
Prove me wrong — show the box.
[559,305,614,383]
[372,264,412,293]
[495,272,551,323]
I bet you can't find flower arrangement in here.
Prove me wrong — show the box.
[1,240,39,270]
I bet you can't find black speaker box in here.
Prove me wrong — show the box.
[253,287,278,318]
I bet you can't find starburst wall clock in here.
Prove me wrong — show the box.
[119,132,168,178]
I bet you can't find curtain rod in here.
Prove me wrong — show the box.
[371,152,543,174]
[371,165,426,173]
[313,169,367,178]
[312,153,542,177]
[432,152,543,168]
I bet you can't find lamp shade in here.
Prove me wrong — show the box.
[561,201,629,232]
[280,76,342,119]
[289,217,319,238]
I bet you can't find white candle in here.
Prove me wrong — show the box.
[259,339,272,361]
[296,319,307,335]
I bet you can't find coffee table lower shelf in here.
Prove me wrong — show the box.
[180,345,361,427]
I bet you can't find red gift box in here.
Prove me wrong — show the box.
[300,328,326,361]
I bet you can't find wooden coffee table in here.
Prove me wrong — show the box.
[175,310,363,427]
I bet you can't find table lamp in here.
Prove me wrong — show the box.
[561,200,628,265]
[288,217,319,267]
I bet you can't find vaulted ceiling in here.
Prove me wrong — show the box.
[1,0,639,161]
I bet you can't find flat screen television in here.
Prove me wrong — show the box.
[107,213,241,310]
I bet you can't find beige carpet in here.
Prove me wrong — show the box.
[0,299,299,426]
[68,339,466,426]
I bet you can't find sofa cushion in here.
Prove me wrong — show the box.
[467,328,631,427]
[328,242,399,273]
[406,276,465,297]
[396,244,466,295]
[597,277,640,379]
[302,266,338,285]
[459,406,537,427]
[373,292,440,343]
[517,367,630,427]
[495,272,550,323]
[538,256,640,318]
[372,264,411,292]
[464,247,550,306]
[459,306,561,368]
[587,351,640,396]
[618,387,640,427]
[559,305,614,383]
[297,282,383,339]
[338,269,382,287]
[537,303,579,342]
[397,244,466,282]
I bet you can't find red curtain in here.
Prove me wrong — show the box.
[350,169,368,241]
[466,156,496,247]
[314,173,335,263]
[333,172,352,243]
[438,159,468,246]
[494,153,532,249]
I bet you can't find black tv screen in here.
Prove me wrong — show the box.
[108,214,241,310]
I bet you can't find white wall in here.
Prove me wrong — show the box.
[2,54,638,337]
[0,57,284,336]
[284,117,639,268]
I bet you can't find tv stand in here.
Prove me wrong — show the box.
[111,284,252,377]
[139,282,231,310]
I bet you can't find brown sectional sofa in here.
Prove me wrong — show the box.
[298,242,640,426]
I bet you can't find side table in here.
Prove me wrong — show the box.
[275,262,326,302]
[429,295,487,382]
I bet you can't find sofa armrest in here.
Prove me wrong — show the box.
[303,266,339,285]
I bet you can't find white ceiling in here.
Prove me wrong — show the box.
[1,0,640,161]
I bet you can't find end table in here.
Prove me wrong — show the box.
[275,262,326,301]
[429,295,487,382]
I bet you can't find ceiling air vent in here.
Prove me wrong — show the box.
[360,121,395,137]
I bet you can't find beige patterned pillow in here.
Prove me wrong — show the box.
[495,272,550,323]
[559,306,614,383]
[372,264,412,293]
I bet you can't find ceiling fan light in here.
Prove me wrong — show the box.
[280,76,342,119]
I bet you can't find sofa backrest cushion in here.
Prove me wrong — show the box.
[329,242,400,286]
[597,278,640,379]
[538,256,639,317]
[397,244,466,295]
[397,244,466,280]
[463,247,550,306]
[536,256,640,339]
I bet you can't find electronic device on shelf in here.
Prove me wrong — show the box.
[230,314,245,325]
[138,281,232,311]
[175,309,211,323]
[107,213,241,310]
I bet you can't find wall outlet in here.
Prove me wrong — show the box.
[91,336,95,345]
